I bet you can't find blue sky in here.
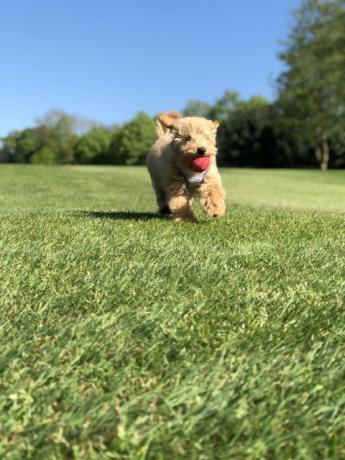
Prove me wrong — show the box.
[0,0,299,137]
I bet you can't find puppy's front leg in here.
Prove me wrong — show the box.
[200,182,226,217]
[168,190,195,222]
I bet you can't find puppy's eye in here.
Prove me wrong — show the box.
[186,135,192,141]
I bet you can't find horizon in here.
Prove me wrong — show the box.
[0,0,300,138]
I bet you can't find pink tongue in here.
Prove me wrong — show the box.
[188,156,211,172]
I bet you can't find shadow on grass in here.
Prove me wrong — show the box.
[75,210,167,221]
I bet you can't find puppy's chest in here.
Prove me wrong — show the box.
[178,166,209,189]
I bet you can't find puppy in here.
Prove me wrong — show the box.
[147,112,226,221]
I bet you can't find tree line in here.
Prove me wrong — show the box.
[1,0,344,169]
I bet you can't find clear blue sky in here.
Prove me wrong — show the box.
[0,0,299,137]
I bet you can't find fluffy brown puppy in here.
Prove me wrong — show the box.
[147,112,226,222]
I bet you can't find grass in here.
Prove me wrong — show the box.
[0,165,345,460]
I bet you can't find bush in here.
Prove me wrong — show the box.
[31,147,57,165]
[109,113,156,165]
[74,129,114,164]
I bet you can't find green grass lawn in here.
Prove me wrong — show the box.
[1,165,345,460]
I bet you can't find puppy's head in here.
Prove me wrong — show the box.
[158,113,219,159]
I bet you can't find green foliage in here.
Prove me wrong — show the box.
[1,165,345,459]
[277,0,345,169]
[0,128,44,163]
[0,112,115,166]
[211,90,242,120]
[74,128,114,164]
[31,146,57,165]
[0,113,78,165]
[183,99,213,118]
[217,96,276,166]
[0,131,19,162]
[109,112,156,165]
[38,111,78,164]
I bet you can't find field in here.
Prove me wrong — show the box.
[1,165,345,460]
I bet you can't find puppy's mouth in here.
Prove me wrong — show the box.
[195,148,207,157]
[187,155,211,172]
[193,153,209,158]
[189,151,210,159]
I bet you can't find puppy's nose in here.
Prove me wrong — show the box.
[197,147,206,156]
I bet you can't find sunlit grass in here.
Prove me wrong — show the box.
[1,165,345,459]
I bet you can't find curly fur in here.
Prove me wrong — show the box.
[147,112,226,222]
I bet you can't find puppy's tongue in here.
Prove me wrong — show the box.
[188,156,211,172]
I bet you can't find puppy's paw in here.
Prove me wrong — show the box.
[174,214,197,223]
[158,205,172,216]
[204,201,225,217]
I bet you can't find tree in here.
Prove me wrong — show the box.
[183,92,242,121]
[37,110,78,163]
[31,146,57,165]
[277,0,345,169]
[211,91,242,121]
[0,127,52,163]
[217,96,287,167]
[109,113,156,165]
[74,128,115,164]
[0,111,80,164]
[183,100,213,118]
[0,131,22,162]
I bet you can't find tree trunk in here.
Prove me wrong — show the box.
[315,143,322,165]
[315,131,330,170]
[320,132,330,171]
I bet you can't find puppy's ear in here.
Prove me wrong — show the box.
[156,111,182,136]
[212,120,220,131]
